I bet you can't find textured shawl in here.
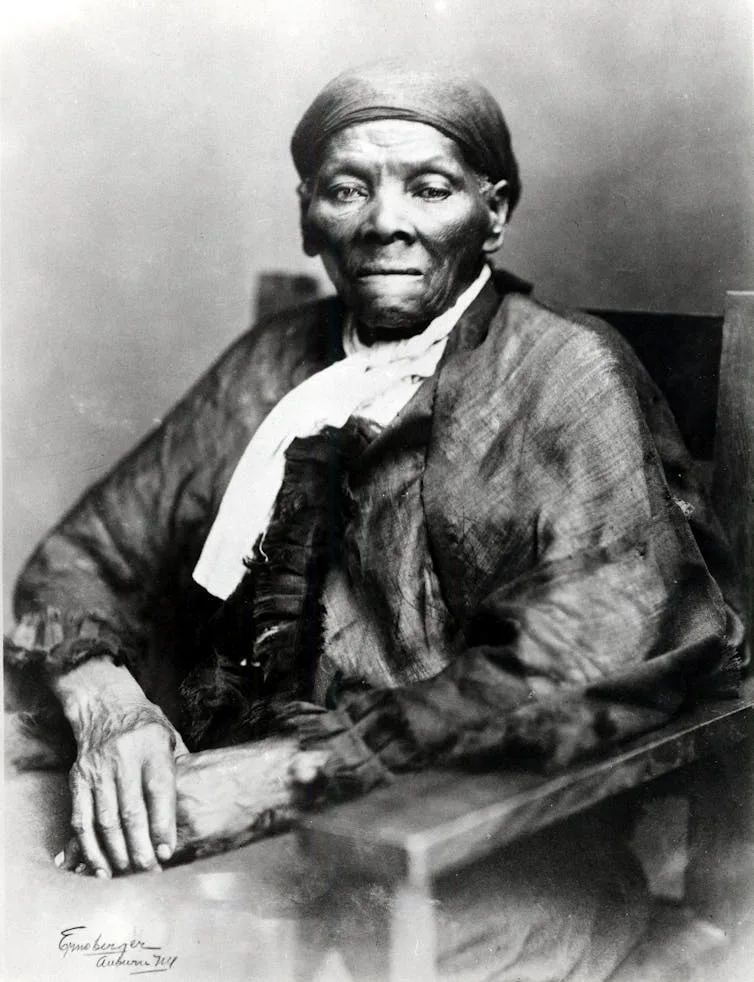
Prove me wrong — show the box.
[277,292,745,792]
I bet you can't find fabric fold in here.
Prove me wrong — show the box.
[193,266,491,600]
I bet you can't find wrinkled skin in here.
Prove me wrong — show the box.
[300,119,508,339]
[53,659,186,876]
[68,723,178,875]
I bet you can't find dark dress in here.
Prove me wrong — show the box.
[8,273,743,779]
[7,272,744,981]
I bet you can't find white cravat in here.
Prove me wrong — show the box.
[193,265,491,599]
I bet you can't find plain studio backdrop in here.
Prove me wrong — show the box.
[2,0,753,616]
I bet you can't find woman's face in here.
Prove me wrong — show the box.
[302,119,506,336]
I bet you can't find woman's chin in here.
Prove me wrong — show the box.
[350,293,436,338]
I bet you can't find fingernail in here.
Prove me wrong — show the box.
[54,851,64,868]
[95,868,110,880]
[156,844,172,862]
[137,860,161,873]
[75,863,87,874]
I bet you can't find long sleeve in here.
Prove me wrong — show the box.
[7,299,343,722]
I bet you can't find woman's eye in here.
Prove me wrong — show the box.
[328,185,367,203]
[414,185,452,201]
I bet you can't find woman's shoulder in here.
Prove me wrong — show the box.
[489,291,647,387]
[498,292,631,354]
[221,294,344,372]
[196,295,346,405]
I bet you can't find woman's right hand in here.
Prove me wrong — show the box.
[69,719,180,876]
[52,658,187,877]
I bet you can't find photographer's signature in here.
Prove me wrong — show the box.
[59,925,178,975]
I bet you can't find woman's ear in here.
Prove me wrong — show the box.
[482,179,510,255]
[297,182,320,257]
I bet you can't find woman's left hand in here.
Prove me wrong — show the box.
[173,737,328,861]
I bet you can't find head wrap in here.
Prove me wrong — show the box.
[291,61,521,213]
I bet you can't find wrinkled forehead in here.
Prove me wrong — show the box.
[313,119,471,178]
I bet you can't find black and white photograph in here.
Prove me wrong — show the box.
[2,1,753,980]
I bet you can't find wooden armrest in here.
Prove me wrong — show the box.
[299,682,754,887]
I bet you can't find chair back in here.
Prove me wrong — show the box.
[597,296,754,635]
[592,308,723,462]
[712,292,754,634]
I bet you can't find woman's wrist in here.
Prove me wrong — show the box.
[52,658,157,740]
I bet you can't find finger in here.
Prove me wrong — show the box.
[143,756,177,863]
[173,731,190,759]
[116,767,160,872]
[69,776,112,879]
[56,836,82,872]
[92,780,131,874]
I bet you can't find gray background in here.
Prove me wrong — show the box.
[3,0,753,615]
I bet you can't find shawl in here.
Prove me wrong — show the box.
[184,287,745,790]
[278,293,745,795]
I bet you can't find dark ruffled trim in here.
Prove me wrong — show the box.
[276,687,433,803]
[179,650,272,749]
[278,702,394,802]
[4,607,132,679]
[245,422,371,699]
[180,421,373,750]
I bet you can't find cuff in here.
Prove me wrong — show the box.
[277,688,429,804]
[4,607,132,681]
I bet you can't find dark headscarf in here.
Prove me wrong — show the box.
[291,61,521,213]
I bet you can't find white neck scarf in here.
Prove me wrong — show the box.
[193,265,491,599]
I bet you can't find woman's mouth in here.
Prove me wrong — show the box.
[356,266,422,277]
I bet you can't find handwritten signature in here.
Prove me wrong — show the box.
[59,925,178,975]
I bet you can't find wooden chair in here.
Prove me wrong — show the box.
[264,286,751,982]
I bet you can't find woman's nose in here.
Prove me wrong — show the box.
[360,189,415,243]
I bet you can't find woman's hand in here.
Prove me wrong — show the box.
[52,658,187,877]
[69,720,178,876]
[171,737,327,862]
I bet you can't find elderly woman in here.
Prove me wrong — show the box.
[7,62,744,980]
